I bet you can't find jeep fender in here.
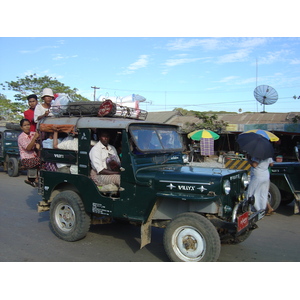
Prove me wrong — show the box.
[140,200,161,249]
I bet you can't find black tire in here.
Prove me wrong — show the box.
[3,156,8,171]
[280,190,294,205]
[50,191,91,242]
[268,182,281,210]
[163,212,221,262]
[230,230,252,244]
[7,157,19,177]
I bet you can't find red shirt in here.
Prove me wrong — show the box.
[24,109,36,132]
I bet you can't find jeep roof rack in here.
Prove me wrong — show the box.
[37,116,167,131]
[51,100,148,121]
[5,122,21,131]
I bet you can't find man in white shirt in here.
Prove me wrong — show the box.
[34,88,54,122]
[89,130,121,187]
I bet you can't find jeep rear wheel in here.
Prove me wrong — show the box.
[268,182,281,210]
[7,157,19,177]
[163,212,221,262]
[50,191,91,242]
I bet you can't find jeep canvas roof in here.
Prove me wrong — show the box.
[38,116,174,131]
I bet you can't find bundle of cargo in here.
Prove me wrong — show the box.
[5,122,21,131]
[51,99,147,120]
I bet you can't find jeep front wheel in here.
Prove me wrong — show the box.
[163,212,221,262]
[50,191,91,242]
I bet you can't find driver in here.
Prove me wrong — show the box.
[89,130,121,187]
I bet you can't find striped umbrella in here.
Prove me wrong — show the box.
[243,129,279,142]
[187,129,220,141]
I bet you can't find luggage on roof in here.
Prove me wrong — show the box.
[51,100,148,120]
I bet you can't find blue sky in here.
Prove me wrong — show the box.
[1,37,299,113]
[1,0,299,114]
[0,1,296,289]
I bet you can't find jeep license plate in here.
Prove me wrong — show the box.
[237,212,249,232]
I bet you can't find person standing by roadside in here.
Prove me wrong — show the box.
[24,94,38,132]
[34,88,54,123]
[247,156,274,215]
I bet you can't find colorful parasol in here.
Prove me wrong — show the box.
[187,129,220,141]
[243,129,279,142]
[236,132,274,160]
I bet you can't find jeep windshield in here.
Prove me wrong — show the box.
[129,124,183,154]
[4,131,20,140]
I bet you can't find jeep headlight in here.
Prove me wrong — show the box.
[241,173,249,189]
[182,154,189,164]
[223,179,231,195]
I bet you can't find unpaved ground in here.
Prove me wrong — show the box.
[1,165,299,263]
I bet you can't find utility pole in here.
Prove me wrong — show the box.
[91,86,100,101]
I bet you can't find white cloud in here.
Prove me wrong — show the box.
[166,38,220,51]
[52,54,78,60]
[20,45,59,54]
[216,49,251,64]
[161,56,207,75]
[258,50,292,65]
[121,55,149,75]
[163,57,202,67]
[166,37,269,52]
[237,37,269,48]
[205,86,222,91]
[218,76,240,83]
[53,54,64,60]
[290,58,300,65]
[56,40,65,45]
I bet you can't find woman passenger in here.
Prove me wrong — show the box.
[18,119,41,187]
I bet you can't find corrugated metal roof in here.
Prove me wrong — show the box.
[218,112,292,124]
[147,111,300,124]
[146,111,180,123]
[146,111,300,133]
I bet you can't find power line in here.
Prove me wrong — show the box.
[99,86,300,95]
[98,86,298,109]
[144,96,295,108]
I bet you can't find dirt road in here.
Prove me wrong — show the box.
[1,168,299,262]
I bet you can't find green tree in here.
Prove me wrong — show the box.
[174,109,228,134]
[0,93,26,121]
[0,74,89,103]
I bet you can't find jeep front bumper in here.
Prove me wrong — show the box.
[209,209,265,237]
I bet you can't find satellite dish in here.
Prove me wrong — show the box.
[254,85,278,113]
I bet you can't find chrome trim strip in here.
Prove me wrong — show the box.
[159,180,212,185]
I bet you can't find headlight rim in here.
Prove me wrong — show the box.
[223,179,231,195]
[241,172,249,189]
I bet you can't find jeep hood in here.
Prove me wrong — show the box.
[136,164,244,191]
[136,164,242,179]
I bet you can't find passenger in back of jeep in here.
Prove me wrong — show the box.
[89,130,121,189]
[53,131,78,174]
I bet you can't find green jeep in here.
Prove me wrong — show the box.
[36,110,265,262]
[270,162,300,214]
[0,123,22,177]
